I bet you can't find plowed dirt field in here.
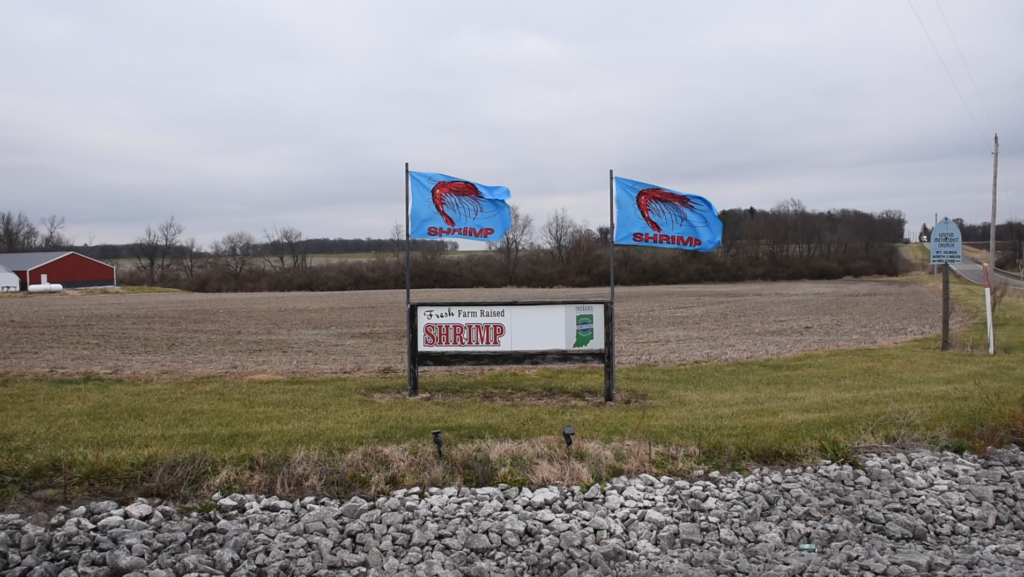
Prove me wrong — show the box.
[0,280,948,380]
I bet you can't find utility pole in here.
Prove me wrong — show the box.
[989,134,999,275]
[986,134,999,355]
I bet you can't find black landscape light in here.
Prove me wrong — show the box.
[563,426,575,448]
[431,429,444,459]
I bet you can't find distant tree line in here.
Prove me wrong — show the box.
[71,219,454,288]
[305,236,458,255]
[88,200,912,291]
[71,224,454,259]
[25,201,1024,290]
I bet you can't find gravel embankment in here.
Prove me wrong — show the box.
[4,447,1024,577]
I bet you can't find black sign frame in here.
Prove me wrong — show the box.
[407,300,615,402]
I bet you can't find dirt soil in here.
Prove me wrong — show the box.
[0,280,950,380]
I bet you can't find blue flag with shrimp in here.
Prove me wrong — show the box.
[409,171,512,241]
[613,176,722,251]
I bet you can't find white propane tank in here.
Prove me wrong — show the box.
[28,283,64,293]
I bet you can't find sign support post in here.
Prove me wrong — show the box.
[930,217,962,353]
[407,304,419,397]
[941,263,950,351]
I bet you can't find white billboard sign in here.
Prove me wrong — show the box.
[930,217,962,265]
[416,303,604,352]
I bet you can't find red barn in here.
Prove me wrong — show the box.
[0,251,116,290]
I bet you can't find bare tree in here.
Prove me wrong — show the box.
[413,241,449,287]
[542,208,580,268]
[131,216,183,285]
[39,215,73,250]
[157,216,185,281]
[131,225,161,285]
[176,237,204,280]
[488,205,533,286]
[0,211,39,253]
[567,223,600,269]
[878,209,907,244]
[416,240,447,268]
[212,231,258,281]
[918,223,931,243]
[263,225,308,271]
[1005,219,1024,270]
[991,278,1010,316]
[389,221,404,260]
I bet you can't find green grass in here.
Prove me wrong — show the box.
[106,286,185,295]
[904,243,929,263]
[309,253,380,260]
[908,241,991,264]
[963,245,990,262]
[0,285,183,298]
[308,252,463,262]
[2,278,1022,501]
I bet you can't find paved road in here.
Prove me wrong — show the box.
[917,242,1024,289]
[922,247,1024,289]
[958,259,1024,289]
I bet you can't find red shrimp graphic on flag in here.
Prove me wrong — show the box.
[635,187,712,233]
[431,180,487,227]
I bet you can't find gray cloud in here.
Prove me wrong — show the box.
[1,1,1021,246]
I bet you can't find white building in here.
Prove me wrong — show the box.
[0,265,19,292]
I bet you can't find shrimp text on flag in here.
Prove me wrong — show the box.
[613,176,723,252]
[409,171,512,242]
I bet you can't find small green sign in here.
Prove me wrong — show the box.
[573,314,594,348]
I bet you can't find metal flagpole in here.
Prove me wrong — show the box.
[606,169,616,403]
[406,163,417,397]
[610,170,615,307]
[405,163,412,309]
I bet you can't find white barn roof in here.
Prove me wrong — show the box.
[0,251,72,271]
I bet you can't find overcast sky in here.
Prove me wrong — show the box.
[1,1,1021,247]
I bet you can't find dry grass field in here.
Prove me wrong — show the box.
[0,280,950,380]
[4,279,1022,503]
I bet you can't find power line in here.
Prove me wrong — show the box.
[933,0,997,132]
[906,0,992,153]
[951,152,994,201]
